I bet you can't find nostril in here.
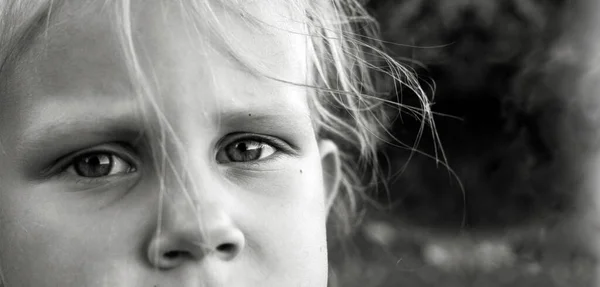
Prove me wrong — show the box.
[147,248,190,270]
[216,243,236,253]
[163,250,184,260]
[214,242,241,261]
[211,229,245,261]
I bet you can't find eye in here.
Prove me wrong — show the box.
[65,152,136,178]
[217,139,277,163]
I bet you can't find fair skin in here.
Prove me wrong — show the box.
[0,1,339,286]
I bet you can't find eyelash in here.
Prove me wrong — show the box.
[47,134,293,184]
[215,134,294,165]
[49,144,138,184]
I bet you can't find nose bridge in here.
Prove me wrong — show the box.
[162,149,224,229]
[159,127,216,200]
[147,153,245,268]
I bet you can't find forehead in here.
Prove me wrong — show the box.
[6,0,311,121]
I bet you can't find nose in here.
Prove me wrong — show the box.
[146,195,245,269]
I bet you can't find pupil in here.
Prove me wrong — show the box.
[237,142,248,152]
[74,153,113,177]
[228,141,261,162]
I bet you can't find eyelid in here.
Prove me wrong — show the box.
[40,143,139,179]
[215,133,299,158]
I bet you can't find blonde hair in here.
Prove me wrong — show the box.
[0,0,433,282]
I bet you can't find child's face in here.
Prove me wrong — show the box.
[0,1,336,286]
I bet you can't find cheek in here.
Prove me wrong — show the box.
[0,180,156,285]
[231,154,328,281]
[231,154,327,224]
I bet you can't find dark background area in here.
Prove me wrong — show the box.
[330,1,598,286]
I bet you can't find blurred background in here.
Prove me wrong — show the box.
[330,0,600,286]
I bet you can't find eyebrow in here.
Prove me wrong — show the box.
[216,105,315,137]
[20,117,144,148]
[16,101,144,160]
[219,110,312,129]
[17,121,145,161]
[18,103,314,152]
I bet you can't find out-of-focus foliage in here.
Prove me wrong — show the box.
[329,1,598,286]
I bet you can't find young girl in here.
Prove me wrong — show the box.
[0,0,429,286]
